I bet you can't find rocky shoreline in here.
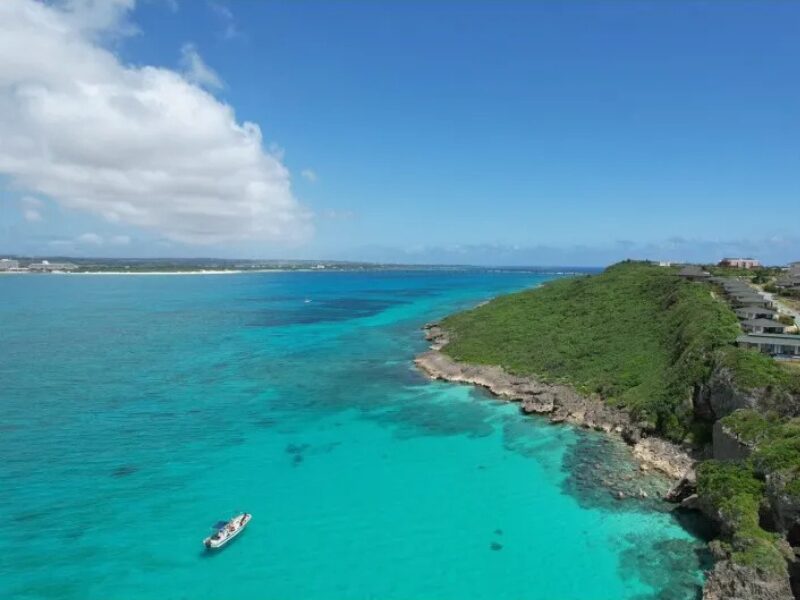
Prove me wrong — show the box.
[416,323,697,481]
[415,322,797,600]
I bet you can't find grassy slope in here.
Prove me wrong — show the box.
[441,261,740,438]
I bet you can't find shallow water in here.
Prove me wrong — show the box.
[0,270,708,599]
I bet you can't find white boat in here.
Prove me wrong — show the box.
[203,513,251,549]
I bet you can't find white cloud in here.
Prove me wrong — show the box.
[23,209,42,222]
[0,0,312,246]
[300,168,317,183]
[21,196,43,221]
[207,1,242,41]
[180,43,223,90]
[77,232,104,245]
[109,234,131,245]
[50,232,130,248]
[58,0,139,39]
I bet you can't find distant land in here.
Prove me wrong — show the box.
[0,255,597,274]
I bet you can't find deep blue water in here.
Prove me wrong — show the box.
[0,270,707,599]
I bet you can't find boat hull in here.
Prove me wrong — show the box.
[203,513,251,549]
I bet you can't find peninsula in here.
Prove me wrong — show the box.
[416,261,800,599]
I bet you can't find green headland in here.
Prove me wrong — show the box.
[430,261,800,596]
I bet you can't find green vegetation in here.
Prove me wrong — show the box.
[441,261,740,438]
[439,260,800,575]
[720,410,781,445]
[705,265,784,282]
[442,260,800,439]
[718,346,800,394]
[696,461,787,574]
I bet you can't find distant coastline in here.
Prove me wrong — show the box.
[0,256,601,277]
[0,269,250,275]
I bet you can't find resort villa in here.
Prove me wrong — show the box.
[677,265,711,281]
[729,293,774,309]
[740,319,789,334]
[736,306,778,320]
[736,334,800,358]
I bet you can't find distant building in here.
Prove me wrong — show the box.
[658,261,674,267]
[27,260,77,272]
[678,265,711,281]
[737,333,800,357]
[0,258,19,271]
[774,262,800,293]
[718,258,761,269]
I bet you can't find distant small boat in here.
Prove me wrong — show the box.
[304,298,312,303]
[204,513,251,549]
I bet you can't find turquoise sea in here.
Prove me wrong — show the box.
[0,270,709,600]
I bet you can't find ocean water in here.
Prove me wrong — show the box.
[0,270,709,600]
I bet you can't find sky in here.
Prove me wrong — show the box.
[0,0,798,266]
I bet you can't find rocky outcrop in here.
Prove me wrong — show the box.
[703,560,793,600]
[632,437,695,481]
[695,362,800,424]
[423,323,449,351]
[712,420,756,462]
[415,324,696,480]
[765,472,800,541]
[666,469,697,503]
[694,366,759,422]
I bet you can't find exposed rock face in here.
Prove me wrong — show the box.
[765,472,800,540]
[415,324,696,480]
[712,420,756,462]
[423,323,449,351]
[703,560,793,600]
[695,362,799,424]
[666,469,697,503]
[694,366,759,422]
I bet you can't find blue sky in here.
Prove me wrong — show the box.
[0,0,798,265]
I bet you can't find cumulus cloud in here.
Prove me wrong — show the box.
[0,0,312,245]
[21,196,43,221]
[180,43,223,90]
[300,168,317,183]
